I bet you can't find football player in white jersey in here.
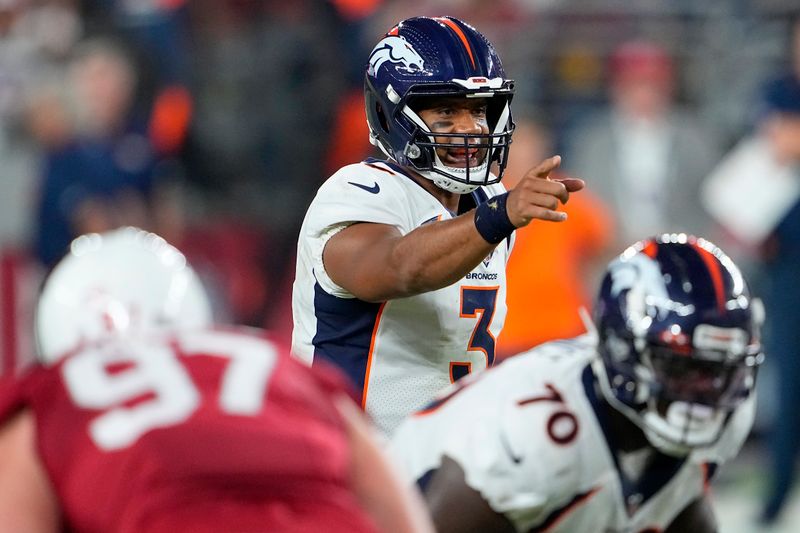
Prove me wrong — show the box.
[390,234,764,532]
[291,16,584,436]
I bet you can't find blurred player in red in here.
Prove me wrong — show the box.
[0,227,433,533]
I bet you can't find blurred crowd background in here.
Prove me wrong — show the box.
[1,0,799,529]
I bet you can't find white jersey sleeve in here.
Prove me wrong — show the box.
[298,161,416,298]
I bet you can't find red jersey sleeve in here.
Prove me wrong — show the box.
[0,366,44,423]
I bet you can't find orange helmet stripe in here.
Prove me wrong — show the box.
[692,243,726,312]
[434,17,476,69]
[642,240,658,258]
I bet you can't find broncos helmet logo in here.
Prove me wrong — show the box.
[608,253,692,341]
[367,36,426,76]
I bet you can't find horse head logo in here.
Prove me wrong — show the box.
[609,254,676,338]
[368,36,426,76]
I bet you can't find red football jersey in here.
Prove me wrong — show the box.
[0,327,377,533]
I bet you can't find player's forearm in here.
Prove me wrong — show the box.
[386,213,498,296]
[0,411,60,533]
[324,212,503,302]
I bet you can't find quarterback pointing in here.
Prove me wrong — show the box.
[291,16,583,435]
[390,235,764,532]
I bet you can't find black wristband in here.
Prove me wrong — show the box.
[474,192,516,244]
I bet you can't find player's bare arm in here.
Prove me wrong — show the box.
[0,410,59,533]
[423,455,515,533]
[324,215,493,302]
[324,155,583,303]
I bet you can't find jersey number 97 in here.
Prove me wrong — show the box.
[61,331,278,450]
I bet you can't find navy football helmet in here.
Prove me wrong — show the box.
[364,16,515,194]
[592,234,764,455]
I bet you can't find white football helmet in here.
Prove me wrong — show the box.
[35,227,212,364]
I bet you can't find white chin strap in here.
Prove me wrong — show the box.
[591,358,725,457]
[642,401,726,456]
[418,163,487,194]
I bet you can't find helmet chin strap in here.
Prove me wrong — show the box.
[419,159,488,194]
[430,175,479,194]
[595,354,732,457]
[592,357,701,457]
[641,423,694,457]
[642,401,727,455]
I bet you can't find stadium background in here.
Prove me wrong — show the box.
[0,1,797,531]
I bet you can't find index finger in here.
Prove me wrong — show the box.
[529,155,562,180]
[553,177,585,193]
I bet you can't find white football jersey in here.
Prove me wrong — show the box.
[390,335,755,532]
[292,158,513,436]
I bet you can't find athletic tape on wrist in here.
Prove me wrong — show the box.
[474,192,516,244]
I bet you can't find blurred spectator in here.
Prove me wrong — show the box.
[90,0,190,86]
[0,0,83,380]
[754,17,800,527]
[83,0,193,149]
[185,0,345,232]
[0,0,81,250]
[701,15,800,526]
[181,1,348,327]
[497,118,614,358]
[563,40,723,247]
[32,38,172,269]
[323,89,374,176]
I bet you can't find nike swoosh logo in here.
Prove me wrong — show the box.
[348,181,380,194]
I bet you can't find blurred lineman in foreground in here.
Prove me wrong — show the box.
[0,228,432,533]
[391,235,763,533]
